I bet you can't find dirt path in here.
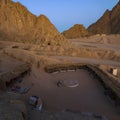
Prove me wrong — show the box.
[72,42,120,51]
[51,56,120,67]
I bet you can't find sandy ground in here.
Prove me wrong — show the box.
[69,34,120,45]
[14,64,120,120]
[51,56,120,67]
[69,34,120,54]
[72,41,120,51]
[0,34,120,120]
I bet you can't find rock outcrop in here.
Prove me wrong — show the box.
[88,1,120,34]
[0,0,69,46]
[62,24,88,39]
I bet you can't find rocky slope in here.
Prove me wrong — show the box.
[62,24,88,39]
[88,1,120,34]
[0,0,69,46]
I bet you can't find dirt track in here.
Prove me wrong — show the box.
[72,41,120,51]
[51,56,120,67]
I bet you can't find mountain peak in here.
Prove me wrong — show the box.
[62,24,88,39]
[37,14,51,22]
[87,2,120,34]
[0,0,69,46]
[38,14,48,19]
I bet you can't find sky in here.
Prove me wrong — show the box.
[12,0,119,32]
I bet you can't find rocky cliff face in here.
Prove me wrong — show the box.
[62,24,88,39]
[110,1,120,34]
[0,0,68,46]
[88,1,120,34]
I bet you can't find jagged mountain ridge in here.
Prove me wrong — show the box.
[0,0,68,46]
[88,1,120,34]
[62,24,88,39]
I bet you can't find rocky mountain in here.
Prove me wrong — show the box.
[0,0,69,46]
[88,1,120,34]
[62,24,88,39]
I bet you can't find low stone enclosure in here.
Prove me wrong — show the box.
[44,63,120,106]
[0,63,31,90]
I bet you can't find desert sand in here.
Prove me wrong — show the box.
[0,34,120,120]
[13,64,119,120]
[0,1,120,120]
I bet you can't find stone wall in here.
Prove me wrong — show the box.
[44,63,120,100]
[88,65,120,98]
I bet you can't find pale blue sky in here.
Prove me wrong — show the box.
[12,0,119,32]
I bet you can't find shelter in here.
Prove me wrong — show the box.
[110,68,118,76]
[34,98,43,111]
